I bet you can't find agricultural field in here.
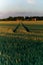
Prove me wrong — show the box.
[0,21,43,65]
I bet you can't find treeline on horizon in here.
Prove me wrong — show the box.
[0,16,43,21]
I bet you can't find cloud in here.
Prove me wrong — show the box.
[26,0,36,4]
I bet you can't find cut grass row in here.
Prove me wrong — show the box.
[0,33,43,41]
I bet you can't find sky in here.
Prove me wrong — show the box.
[0,0,43,18]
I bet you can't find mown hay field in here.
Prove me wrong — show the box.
[0,21,20,24]
[23,21,43,25]
[0,21,43,40]
[1,20,43,24]
[0,21,43,65]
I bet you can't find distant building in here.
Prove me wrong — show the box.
[32,18,36,21]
